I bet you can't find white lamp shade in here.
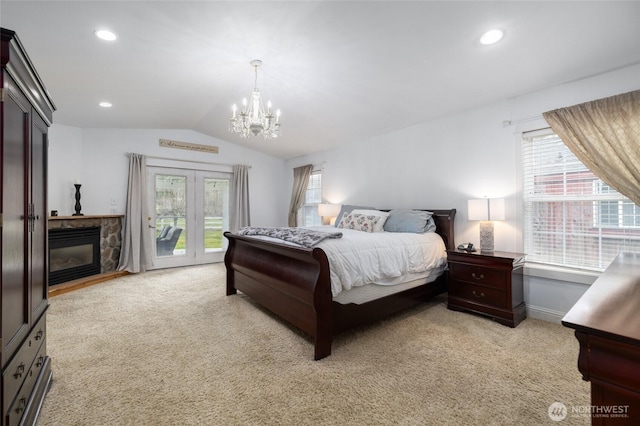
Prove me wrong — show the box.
[468,198,505,221]
[489,198,505,221]
[468,199,489,221]
[318,203,341,218]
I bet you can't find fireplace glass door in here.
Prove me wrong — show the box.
[49,227,101,285]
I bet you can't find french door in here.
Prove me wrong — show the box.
[147,166,230,269]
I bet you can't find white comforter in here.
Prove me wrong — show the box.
[308,227,447,297]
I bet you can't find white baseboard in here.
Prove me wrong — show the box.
[526,305,566,324]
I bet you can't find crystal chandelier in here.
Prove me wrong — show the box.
[229,59,281,139]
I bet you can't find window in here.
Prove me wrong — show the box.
[522,129,640,271]
[299,170,322,227]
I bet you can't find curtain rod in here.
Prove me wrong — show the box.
[292,161,326,169]
[126,153,251,168]
[502,114,543,127]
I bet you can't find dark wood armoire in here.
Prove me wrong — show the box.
[1,28,56,425]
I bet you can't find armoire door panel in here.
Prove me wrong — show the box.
[30,113,48,320]
[1,78,30,363]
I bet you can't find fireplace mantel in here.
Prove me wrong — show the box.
[49,214,124,221]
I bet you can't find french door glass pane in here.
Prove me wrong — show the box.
[203,178,228,252]
[155,174,187,256]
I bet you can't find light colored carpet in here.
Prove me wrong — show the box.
[37,263,589,425]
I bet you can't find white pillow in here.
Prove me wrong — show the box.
[350,209,389,232]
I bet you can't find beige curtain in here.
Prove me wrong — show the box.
[542,90,640,206]
[288,164,313,227]
[118,153,153,273]
[230,164,250,232]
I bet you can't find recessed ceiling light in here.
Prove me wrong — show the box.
[94,30,117,41]
[99,102,113,108]
[480,29,504,45]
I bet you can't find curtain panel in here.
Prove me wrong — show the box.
[542,90,640,206]
[230,164,251,232]
[118,153,153,273]
[288,164,314,227]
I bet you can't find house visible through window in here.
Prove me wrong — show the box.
[299,170,322,227]
[522,129,640,271]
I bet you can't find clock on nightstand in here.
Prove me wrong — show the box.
[447,249,526,327]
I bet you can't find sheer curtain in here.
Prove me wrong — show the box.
[288,164,313,227]
[543,90,640,206]
[230,164,250,232]
[118,153,153,273]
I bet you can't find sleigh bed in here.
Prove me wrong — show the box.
[224,209,456,360]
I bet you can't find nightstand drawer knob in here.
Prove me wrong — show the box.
[471,272,484,280]
[472,290,485,298]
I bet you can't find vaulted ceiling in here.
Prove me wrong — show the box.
[2,1,639,159]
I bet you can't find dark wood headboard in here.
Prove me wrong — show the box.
[430,209,456,250]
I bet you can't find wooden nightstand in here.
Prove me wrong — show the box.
[447,250,526,327]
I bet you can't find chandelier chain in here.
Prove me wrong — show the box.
[254,64,258,90]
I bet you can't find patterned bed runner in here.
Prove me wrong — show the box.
[236,227,342,248]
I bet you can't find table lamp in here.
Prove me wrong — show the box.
[468,198,505,252]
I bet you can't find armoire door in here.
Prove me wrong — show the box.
[1,75,30,365]
[30,112,49,322]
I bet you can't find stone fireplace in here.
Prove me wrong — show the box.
[48,215,123,284]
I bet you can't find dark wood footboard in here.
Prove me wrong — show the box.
[224,209,456,360]
[224,233,334,359]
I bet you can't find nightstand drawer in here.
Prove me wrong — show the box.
[449,263,507,290]
[450,281,507,309]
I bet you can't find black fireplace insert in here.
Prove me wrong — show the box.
[49,226,101,285]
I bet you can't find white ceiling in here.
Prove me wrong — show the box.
[2,1,639,159]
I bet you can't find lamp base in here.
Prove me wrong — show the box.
[479,221,494,252]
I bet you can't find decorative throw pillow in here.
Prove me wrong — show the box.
[334,204,375,227]
[350,209,389,232]
[383,209,434,233]
[337,213,380,233]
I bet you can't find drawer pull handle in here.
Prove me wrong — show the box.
[35,355,45,368]
[471,273,485,280]
[15,397,27,414]
[14,363,25,379]
[472,290,485,298]
[35,329,44,340]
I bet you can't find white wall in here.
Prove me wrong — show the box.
[48,124,83,216]
[48,127,287,226]
[285,63,640,322]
